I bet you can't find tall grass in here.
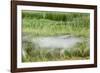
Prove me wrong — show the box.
[22,12,90,37]
[22,10,90,62]
[22,41,89,62]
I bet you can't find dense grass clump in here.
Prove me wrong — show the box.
[22,10,90,62]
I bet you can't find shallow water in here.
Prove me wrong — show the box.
[31,35,83,50]
[22,35,85,57]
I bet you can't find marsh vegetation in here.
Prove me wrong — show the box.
[22,10,90,62]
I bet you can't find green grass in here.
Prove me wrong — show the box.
[22,18,89,37]
[22,10,90,62]
[22,41,89,62]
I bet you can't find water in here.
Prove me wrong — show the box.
[22,35,84,57]
[31,35,83,50]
